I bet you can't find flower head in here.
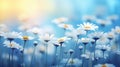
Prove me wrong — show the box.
[107,15,119,21]
[61,58,82,66]
[79,38,91,45]
[107,32,116,40]
[96,19,111,27]
[3,31,22,41]
[96,45,111,51]
[52,17,68,24]
[94,63,115,67]
[112,26,120,35]
[39,33,54,43]
[27,27,41,35]
[57,37,70,44]
[22,36,34,41]
[88,32,104,41]
[0,24,9,32]
[58,24,74,30]
[68,49,74,54]
[4,41,23,50]
[82,15,96,22]
[65,29,86,41]
[77,22,98,31]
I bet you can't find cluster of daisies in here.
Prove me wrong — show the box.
[0,14,119,67]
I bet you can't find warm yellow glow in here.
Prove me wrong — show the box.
[0,0,55,21]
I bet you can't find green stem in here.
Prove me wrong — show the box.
[45,45,48,67]
[22,40,27,67]
[84,45,86,54]
[12,49,14,67]
[64,54,72,67]
[30,46,36,67]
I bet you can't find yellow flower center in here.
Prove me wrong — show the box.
[84,25,91,30]
[23,36,29,40]
[58,38,64,43]
[102,64,107,67]
[57,18,64,23]
[10,44,13,47]
[64,24,69,28]
[116,29,120,33]
[108,34,113,38]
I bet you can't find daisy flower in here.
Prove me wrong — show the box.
[61,58,82,66]
[79,45,83,50]
[3,31,22,42]
[21,36,34,41]
[94,63,115,67]
[57,37,70,45]
[82,15,96,22]
[52,17,68,24]
[88,32,104,41]
[77,22,98,31]
[58,24,74,30]
[106,32,116,40]
[0,24,9,32]
[2,53,18,61]
[96,19,111,27]
[79,38,91,54]
[78,38,91,45]
[39,33,54,43]
[96,45,111,51]
[68,49,74,55]
[107,14,119,21]
[65,29,86,41]
[96,44,111,58]
[112,26,120,35]
[4,40,23,50]
[27,27,41,35]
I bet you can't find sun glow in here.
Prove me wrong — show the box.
[0,0,55,21]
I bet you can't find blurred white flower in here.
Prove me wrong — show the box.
[77,22,98,31]
[57,37,70,44]
[112,26,120,35]
[58,24,74,30]
[2,53,18,61]
[27,27,41,35]
[107,15,119,21]
[76,28,86,36]
[78,38,91,45]
[4,40,23,50]
[61,58,82,66]
[19,24,33,31]
[65,31,78,41]
[96,35,109,45]
[65,29,86,41]
[68,49,74,54]
[107,32,116,40]
[3,31,22,41]
[52,17,68,24]
[88,32,104,41]
[81,53,90,59]
[82,15,96,22]
[96,45,111,51]
[36,44,54,55]
[39,33,54,43]
[96,19,111,26]
[24,47,34,55]
[0,24,9,32]
[19,21,39,31]
[79,45,83,50]
[94,63,115,67]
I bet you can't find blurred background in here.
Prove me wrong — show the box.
[0,0,120,29]
[0,0,120,67]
